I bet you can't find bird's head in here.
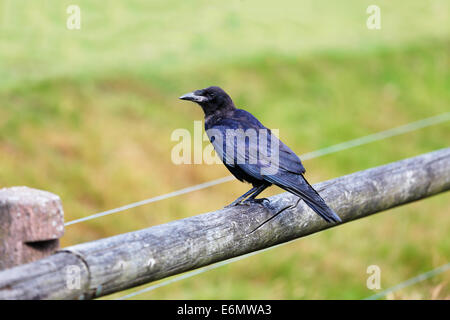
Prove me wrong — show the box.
[179,86,234,115]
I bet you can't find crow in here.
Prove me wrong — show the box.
[180,86,341,223]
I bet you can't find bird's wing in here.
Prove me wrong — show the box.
[206,111,305,179]
[278,140,306,174]
[206,123,265,180]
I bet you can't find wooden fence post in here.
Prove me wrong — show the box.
[0,148,448,299]
[0,187,64,270]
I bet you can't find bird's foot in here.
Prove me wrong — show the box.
[244,198,270,205]
[226,198,270,209]
[225,200,246,208]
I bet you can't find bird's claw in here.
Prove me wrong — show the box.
[225,198,270,209]
[244,198,270,205]
[225,201,246,208]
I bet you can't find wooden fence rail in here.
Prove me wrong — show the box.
[0,148,449,300]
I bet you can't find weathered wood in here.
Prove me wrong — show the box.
[0,187,64,271]
[0,148,449,300]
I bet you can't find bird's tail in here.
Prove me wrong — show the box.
[283,177,342,223]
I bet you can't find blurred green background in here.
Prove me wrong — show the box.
[0,0,449,299]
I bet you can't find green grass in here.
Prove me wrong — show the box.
[1,0,449,88]
[0,0,449,299]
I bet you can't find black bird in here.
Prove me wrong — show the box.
[180,86,341,223]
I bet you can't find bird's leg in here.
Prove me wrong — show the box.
[243,184,270,204]
[226,186,259,207]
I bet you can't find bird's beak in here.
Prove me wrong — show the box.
[179,92,206,103]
